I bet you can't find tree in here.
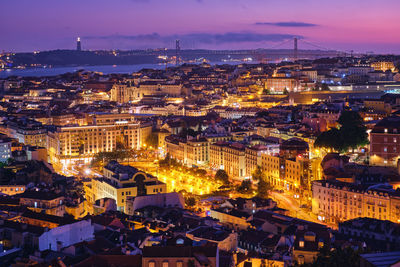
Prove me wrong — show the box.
[321,83,330,91]
[252,166,264,182]
[296,246,361,267]
[237,179,252,194]
[314,128,343,152]
[263,88,270,95]
[215,169,229,185]
[283,88,289,95]
[315,111,368,152]
[186,197,196,207]
[252,166,272,198]
[145,132,158,148]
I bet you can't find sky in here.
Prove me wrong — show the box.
[1,0,400,53]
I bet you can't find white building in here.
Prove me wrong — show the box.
[39,219,94,251]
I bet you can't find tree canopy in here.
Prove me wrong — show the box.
[252,166,272,198]
[315,111,368,152]
[215,169,229,185]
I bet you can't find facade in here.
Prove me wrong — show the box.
[370,116,400,167]
[209,208,251,230]
[222,143,246,179]
[261,154,312,194]
[0,137,12,162]
[1,119,47,148]
[38,219,94,251]
[110,82,183,103]
[142,245,218,267]
[245,146,269,177]
[85,161,166,213]
[371,61,396,72]
[47,121,152,167]
[266,77,299,93]
[186,138,209,167]
[312,180,400,224]
[19,191,65,216]
[165,136,210,167]
[0,185,25,196]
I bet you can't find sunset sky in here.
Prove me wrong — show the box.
[1,0,400,53]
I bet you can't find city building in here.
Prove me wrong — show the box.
[85,161,166,213]
[19,191,65,216]
[47,121,152,167]
[312,179,400,224]
[370,116,400,167]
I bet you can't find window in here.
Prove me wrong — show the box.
[177,262,183,267]
[162,261,169,267]
[148,262,155,267]
[299,240,304,248]
[384,128,388,133]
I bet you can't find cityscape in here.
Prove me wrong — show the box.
[1,0,400,266]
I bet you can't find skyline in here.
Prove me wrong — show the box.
[1,0,400,53]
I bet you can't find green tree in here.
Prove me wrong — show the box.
[263,88,270,95]
[315,111,368,152]
[215,169,229,185]
[283,88,289,95]
[315,128,343,152]
[237,179,252,194]
[296,246,361,267]
[252,166,272,198]
[321,83,330,91]
[145,132,159,148]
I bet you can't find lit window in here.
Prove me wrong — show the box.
[384,128,388,133]
[299,240,304,248]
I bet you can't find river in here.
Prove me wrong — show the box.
[0,61,247,78]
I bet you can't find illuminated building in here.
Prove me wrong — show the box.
[47,121,152,167]
[370,116,400,167]
[0,185,25,195]
[371,61,396,72]
[85,161,166,213]
[0,118,47,148]
[19,191,65,216]
[110,82,184,103]
[222,143,246,179]
[312,180,400,224]
[0,136,12,162]
[266,77,299,93]
[165,135,210,167]
[364,100,392,114]
[245,145,271,177]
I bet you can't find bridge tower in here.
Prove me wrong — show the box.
[293,37,298,61]
[175,39,181,65]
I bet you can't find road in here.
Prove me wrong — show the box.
[270,191,320,224]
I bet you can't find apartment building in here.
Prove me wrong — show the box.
[110,82,183,104]
[266,77,299,93]
[85,161,166,213]
[1,118,47,148]
[371,61,396,72]
[370,116,400,167]
[223,143,246,179]
[165,135,211,167]
[19,191,65,217]
[209,142,227,170]
[312,180,400,224]
[47,121,152,166]
[245,145,269,177]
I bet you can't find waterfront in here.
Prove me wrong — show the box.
[0,61,246,78]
